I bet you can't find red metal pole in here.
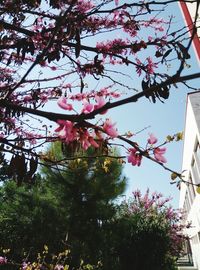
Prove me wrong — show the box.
[179,1,200,61]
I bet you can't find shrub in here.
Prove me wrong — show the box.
[102,190,185,270]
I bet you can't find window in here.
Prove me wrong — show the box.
[191,235,199,245]
[198,232,200,243]
[191,158,200,184]
[187,173,196,204]
[183,191,191,219]
[195,142,200,163]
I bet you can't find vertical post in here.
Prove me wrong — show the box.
[179,1,200,61]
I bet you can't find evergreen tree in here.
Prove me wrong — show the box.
[0,143,126,265]
[41,143,126,265]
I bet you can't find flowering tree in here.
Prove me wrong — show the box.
[0,0,199,183]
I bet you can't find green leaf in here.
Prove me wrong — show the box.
[196,186,200,194]
[166,135,174,142]
[171,172,178,180]
[176,132,183,141]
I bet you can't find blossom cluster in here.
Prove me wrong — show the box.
[0,256,7,264]
[55,84,167,166]
[96,38,129,55]
[55,118,118,151]
[0,247,99,270]
[127,133,167,167]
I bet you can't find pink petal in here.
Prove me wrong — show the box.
[57,97,73,110]
[154,153,167,163]
[103,119,118,138]
[148,133,158,144]
[89,137,99,148]
[82,99,94,114]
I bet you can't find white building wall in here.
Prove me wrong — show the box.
[180,92,200,269]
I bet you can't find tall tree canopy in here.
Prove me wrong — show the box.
[0,143,126,265]
[0,0,198,182]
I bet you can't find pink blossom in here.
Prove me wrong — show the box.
[148,133,158,144]
[0,257,7,264]
[50,66,57,71]
[82,99,94,114]
[22,262,30,270]
[55,120,77,143]
[111,92,120,98]
[146,57,158,75]
[80,130,91,150]
[103,119,118,138]
[23,95,32,103]
[96,39,128,55]
[127,148,142,166]
[154,147,167,163]
[54,265,64,270]
[135,58,142,76]
[94,96,107,114]
[64,83,72,89]
[39,94,48,103]
[88,136,99,148]
[80,130,99,150]
[57,97,73,111]
[77,0,94,13]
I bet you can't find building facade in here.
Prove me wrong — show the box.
[180,91,200,269]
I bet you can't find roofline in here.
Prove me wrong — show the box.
[187,90,200,96]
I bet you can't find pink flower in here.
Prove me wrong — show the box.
[0,257,7,264]
[88,136,99,148]
[55,120,77,143]
[148,133,158,144]
[80,131,99,150]
[23,95,32,103]
[40,94,48,103]
[146,57,158,75]
[94,96,107,114]
[57,97,73,111]
[50,66,57,71]
[111,92,120,98]
[154,147,167,163]
[54,265,64,270]
[127,148,142,166]
[82,99,94,114]
[77,0,94,13]
[22,262,30,270]
[80,130,90,150]
[103,119,118,138]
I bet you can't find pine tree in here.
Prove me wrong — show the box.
[0,143,126,265]
[41,143,127,265]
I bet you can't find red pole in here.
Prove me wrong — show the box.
[179,2,200,61]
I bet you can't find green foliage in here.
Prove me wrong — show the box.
[0,143,126,266]
[0,178,67,261]
[40,143,127,266]
[101,190,184,270]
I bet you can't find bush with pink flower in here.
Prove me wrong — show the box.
[101,190,186,270]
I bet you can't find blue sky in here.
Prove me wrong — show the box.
[108,3,200,207]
